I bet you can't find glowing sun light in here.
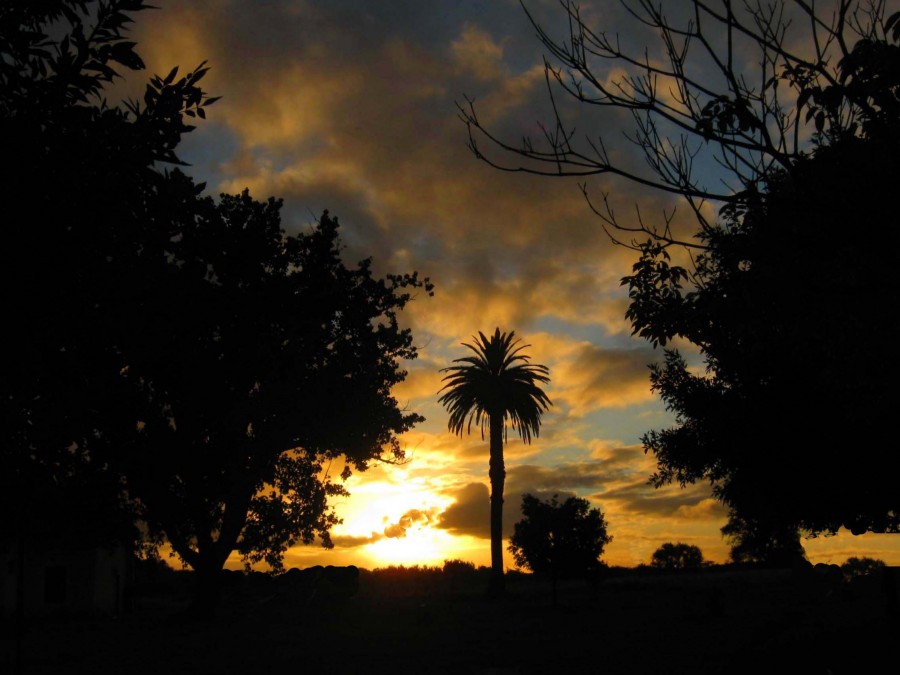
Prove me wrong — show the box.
[364,527,458,567]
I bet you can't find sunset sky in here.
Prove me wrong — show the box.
[129,0,900,570]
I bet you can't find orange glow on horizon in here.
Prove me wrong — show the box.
[362,528,459,567]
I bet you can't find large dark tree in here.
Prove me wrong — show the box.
[439,329,552,596]
[626,133,898,536]
[457,1,900,541]
[106,199,431,610]
[1,1,434,614]
[1,0,217,553]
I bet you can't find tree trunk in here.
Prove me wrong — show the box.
[160,491,252,617]
[167,533,232,618]
[551,559,558,608]
[191,555,224,617]
[14,516,25,675]
[488,413,505,597]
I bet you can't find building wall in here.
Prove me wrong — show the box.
[0,541,131,617]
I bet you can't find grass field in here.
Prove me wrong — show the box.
[3,566,896,674]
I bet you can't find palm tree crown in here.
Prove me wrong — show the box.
[438,328,551,595]
[438,328,552,443]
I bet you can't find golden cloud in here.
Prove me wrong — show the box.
[123,2,900,574]
[451,23,506,82]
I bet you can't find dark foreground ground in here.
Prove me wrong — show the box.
[2,567,896,674]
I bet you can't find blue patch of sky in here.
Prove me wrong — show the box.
[574,399,674,448]
[175,122,240,191]
[532,315,611,345]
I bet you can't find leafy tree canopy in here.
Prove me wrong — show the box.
[508,493,611,579]
[1,2,434,613]
[620,7,900,538]
[625,132,899,536]
[456,1,900,548]
[2,0,217,544]
[104,198,431,586]
[841,556,886,582]
[721,512,806,567]
[650,542,705,571]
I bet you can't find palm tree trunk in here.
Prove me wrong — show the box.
[488,412,506,596]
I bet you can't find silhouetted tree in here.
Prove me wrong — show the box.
[459,1,900,541]
[3,0,217,440]
[626,133,899,536]
[650,543,705,571]
[841,556,886,582]
[509,494,611,604]
[0,4,221,634]
[103,200,431,611]
[439,329,552,596]
[1,2,434,613]
[722,512,806,567]
[443,559,477,575]
[442,559,478,591]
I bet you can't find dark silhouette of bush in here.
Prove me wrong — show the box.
[509,494,611,578]
[722,512,807,568]
[442,559,477,579]
[509,494,611,604]
[442,559,478,594]
[442,559,475,572]
[841,556,886,582]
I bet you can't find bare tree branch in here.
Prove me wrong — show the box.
[459,0,893,249]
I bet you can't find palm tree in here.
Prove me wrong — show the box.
[438,328,552,595]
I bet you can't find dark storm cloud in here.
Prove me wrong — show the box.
[435,482,489,537]
[593,480,722,518]
[595,443,648,468]
[330,533,382,548]
[506,461,620,493]
[436,479,584,540]
[437,457,631,539]
[133,0,675,344]
[382,508,435,538]
[551,343,660,415]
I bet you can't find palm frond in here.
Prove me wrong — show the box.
[438,327,552,442]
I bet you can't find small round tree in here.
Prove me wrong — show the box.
[650,543,706,571]
[508,494,611,604]
[841,557,886,582]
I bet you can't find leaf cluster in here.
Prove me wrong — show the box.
[840,556,886,582]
